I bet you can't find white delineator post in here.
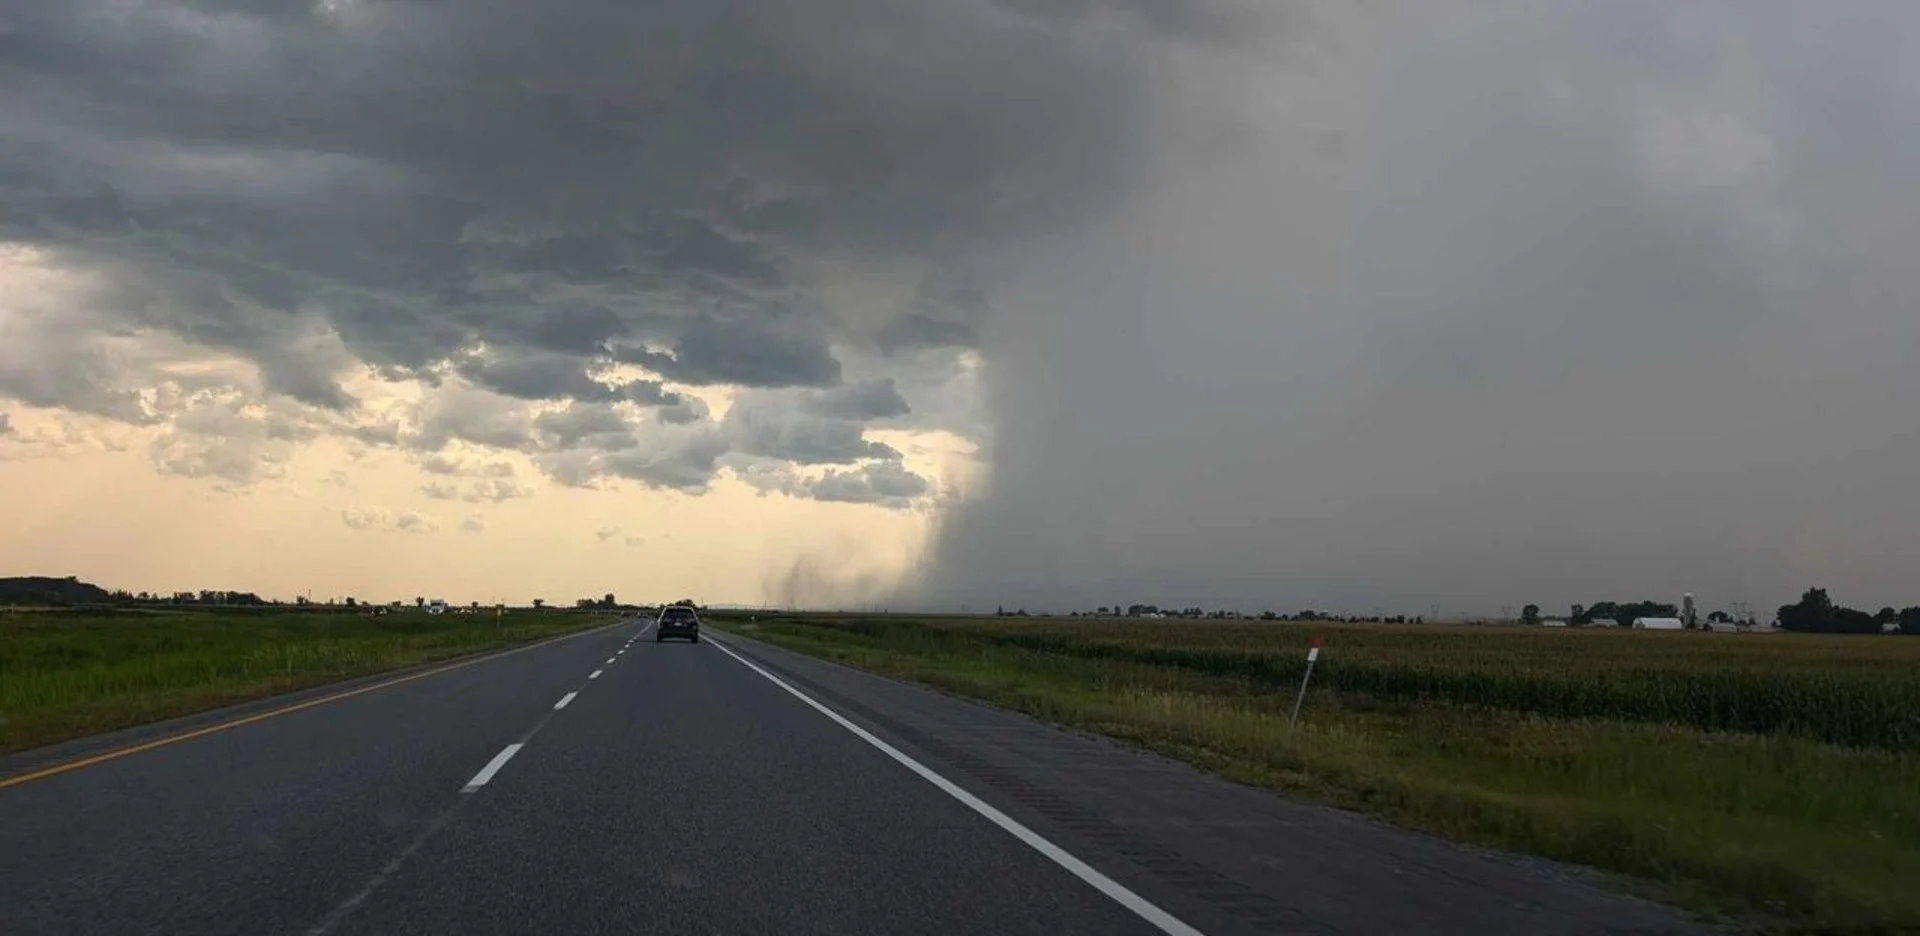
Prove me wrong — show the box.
[1290,636,1323,727]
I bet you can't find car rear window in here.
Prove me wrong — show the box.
[661,608,697,623]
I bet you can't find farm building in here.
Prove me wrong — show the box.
[1633,617,1685,630]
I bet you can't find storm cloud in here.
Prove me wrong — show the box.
[6,1,1918,611]
[907,1,1920,615]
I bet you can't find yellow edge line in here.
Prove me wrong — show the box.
[0,623,615,790]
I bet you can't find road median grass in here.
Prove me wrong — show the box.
[713,614,1920,932]
[0,607,613,756]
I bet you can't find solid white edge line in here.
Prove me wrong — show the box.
[554,691,579,710]
[589,669,603,679]
[461,743,524,793]
[703,635,1207,936]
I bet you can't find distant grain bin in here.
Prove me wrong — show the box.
[1633,617,1685,630]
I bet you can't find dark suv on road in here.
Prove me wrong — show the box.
[656,605,700,643]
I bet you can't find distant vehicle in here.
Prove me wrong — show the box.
[427,599,447,615]
[656,605,700,643]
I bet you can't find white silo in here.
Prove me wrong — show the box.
[1682,593,1697,629]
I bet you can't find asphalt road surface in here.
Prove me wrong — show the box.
[0,619,1702,935]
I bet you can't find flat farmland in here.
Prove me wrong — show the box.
[0,607,613,756]
[713,613,1920,930]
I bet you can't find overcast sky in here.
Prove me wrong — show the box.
[3,1,1917,615]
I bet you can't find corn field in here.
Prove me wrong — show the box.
[758,614,1920,752]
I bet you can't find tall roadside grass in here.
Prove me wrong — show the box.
[0,608,611,754]
[714,614,1920,930]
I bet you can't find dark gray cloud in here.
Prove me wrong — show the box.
[906,2,1920,615]
[612,317,842,388]
[875,314,978,355]
[594,433,732,493]
[809,460,931,508]
[728,455,931,511]
[1,0,1154,421]
[17,0,1908,617]
[801,379,911,422]
[455,351,623,403]
[724,398,899,465]
[531,402,636,450]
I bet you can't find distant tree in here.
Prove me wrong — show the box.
[996,605,1006,616]
[603,593,617,608]
[1096,606,1110,616]
[345,596,357,608]
[1778,588,1836,633]
[1521,604,1541,626]
[415,596,425,608]
[1835,607,1878,634]
[1900,607,1920,636]
[531,598,546,609]
[1260,611,1278,621]
[1708,611,1731,624]
[1875,607,1899,626]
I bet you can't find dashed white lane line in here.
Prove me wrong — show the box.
[461,744,524,793]
[589,669,603,680]
[704,635,1208,936]
[554,691,579,710]
[606,657,616,664]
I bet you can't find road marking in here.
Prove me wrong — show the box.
[553,692,579,710]
[461,743,524,793]
[305,799,467,935]
[704,636,1207,936]
[606,656,616,664]
[589,669,603,679]
[0,624,617,790]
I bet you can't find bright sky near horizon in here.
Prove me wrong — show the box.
[4,2,1919,614]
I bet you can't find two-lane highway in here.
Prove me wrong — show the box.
[0,618,1700,936]
[320,626,1164,936]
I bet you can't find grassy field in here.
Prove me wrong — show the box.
[0,607,614,756]
[710,613,1920,931]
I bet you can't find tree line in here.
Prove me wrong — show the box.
[1779,588,1920,635]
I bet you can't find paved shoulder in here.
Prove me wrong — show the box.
[711,631,1703,936]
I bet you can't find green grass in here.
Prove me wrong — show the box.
[712,613,1920,931]
[0,607,613,755]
